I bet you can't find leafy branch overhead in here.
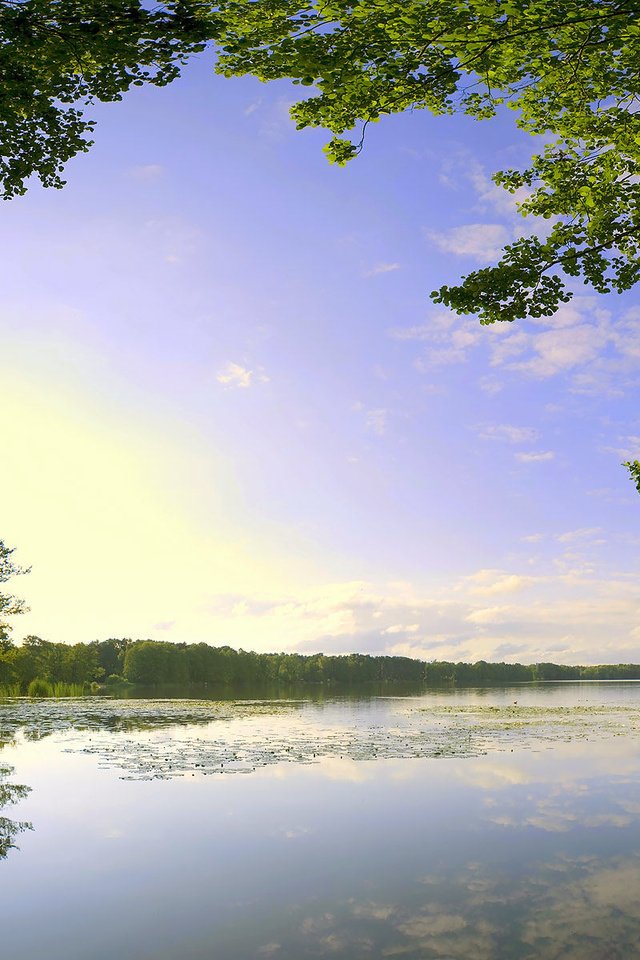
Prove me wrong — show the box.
[215,0,640,326]
[2,1,640,324]
[624,460,640,494]
[0,0,211,197]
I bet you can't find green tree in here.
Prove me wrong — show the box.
[4,1,640,327]
[0,541,29,641]
[624,460,640,494]
[212,0,640,325]
[60,642,99,683]
[0,0,211,199]
[90,638,129,679]
[123,641,165,684]
[11,636,53,686]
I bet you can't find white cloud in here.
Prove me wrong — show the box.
[556,527,603,544]
[364,262,401,278]
[411,315,483,367]
[255,96,298,140]
[479,424,540,444]
[216,362,269,389]
[244,98,263,116]
[185,565,640,666]
[466,571,534,596]
[478,376,503,395]
[128,164,164,180]
[426,223,511,261]
[388,310,457,342]
[601,434,640,459]
[365,408,388,436]
[398,271,636,397]
[469,165,532,218]
[515,450,556,463]
[509,323,609,379]
[485,301,640,395]
[466,605,513,625]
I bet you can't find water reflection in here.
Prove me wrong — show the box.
[2,684,640,959]
[278,852,640,959]
[0,743,31,860]
[3,692,640,780]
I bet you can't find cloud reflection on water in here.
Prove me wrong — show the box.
[279,853,640,959]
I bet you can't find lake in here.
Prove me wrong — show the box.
[2,682,640,959]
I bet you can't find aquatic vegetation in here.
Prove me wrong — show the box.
[27,678,53,698]
[26,679,89,699]
[2,695,639,782]
[51,682,88,698]
[0,696,302,742]
[21,698,640,780]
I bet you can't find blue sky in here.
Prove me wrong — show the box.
[3,56,639,663]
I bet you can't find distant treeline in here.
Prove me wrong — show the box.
[1,637,640,692]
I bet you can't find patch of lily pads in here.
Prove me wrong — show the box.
[1,697,639,780]
[0,696,300,742]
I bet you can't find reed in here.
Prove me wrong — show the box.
[51,682,86,698]
[27,678,53,698]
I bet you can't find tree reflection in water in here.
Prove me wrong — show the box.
[0,744,31,860]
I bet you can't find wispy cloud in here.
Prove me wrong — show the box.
[403,297,638,399]
[128,163,164,181]
[389,311,457,343]
[363,262,401,278]
[479,424,540,444]
[244,97,263,116]
[489,302,640,394]
[389,324,433,342]
[515,451,556,463]
[601,434,640,459]
[366,408,388,436]
[426,223,511,261]
[506,321,609,379]
[438,154,551,240]
[556,527,603,544]
[465,570,534,596]
[189,563,640,666]
[252,96,298,141]
[465,605,512,625]
[468,164,532,218]
[478,376,503,395]
[216,362,269,389]
[409,318,483,368]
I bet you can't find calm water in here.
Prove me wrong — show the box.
[2,682,640,960]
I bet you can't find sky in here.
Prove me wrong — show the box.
[2,55,639,664]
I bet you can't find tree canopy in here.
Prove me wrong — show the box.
[3,1,640,327]
[0,541,29,642]
[624,459,640,494]
[2,634,640,691]
[0,0,210,198]
[214,0,640,327]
